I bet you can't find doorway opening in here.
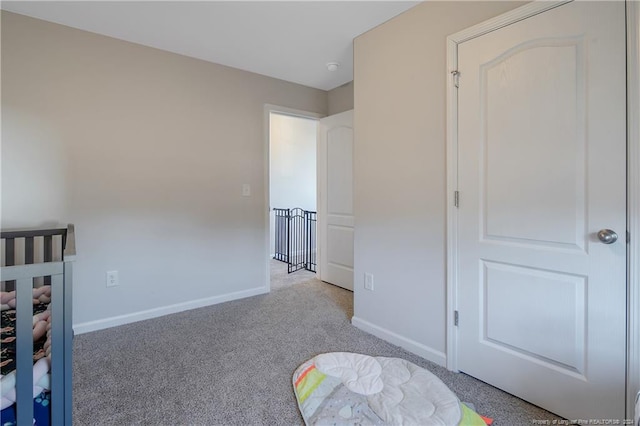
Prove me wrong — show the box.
[268,110,319,290]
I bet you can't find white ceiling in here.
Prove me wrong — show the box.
[1,1,420,91]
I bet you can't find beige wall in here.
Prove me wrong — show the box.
[327,81,354,115]
[352,1,524,364]
[1,11,327,330]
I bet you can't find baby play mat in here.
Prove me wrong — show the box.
[293,352,488,426]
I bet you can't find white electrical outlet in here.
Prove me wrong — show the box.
[242,184,251,197]
[364,273,374,291]
[106,270,119,287]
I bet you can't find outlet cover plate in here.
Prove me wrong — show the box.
[364,273,374,291]
[106,270,119,287]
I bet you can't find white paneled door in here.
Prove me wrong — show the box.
[456,1,626,421]
[318,110,354,291]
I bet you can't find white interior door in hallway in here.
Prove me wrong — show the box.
[318,110,354,291]
[454,1,626,421]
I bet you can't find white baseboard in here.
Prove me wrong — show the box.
[73,286,269,335]
[351,316,447,367]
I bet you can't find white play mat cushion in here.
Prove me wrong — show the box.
[293,352,466,425]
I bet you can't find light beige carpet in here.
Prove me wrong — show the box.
[270,258,318,291]
[73,261,560,425]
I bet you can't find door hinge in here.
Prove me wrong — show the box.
[628,230,631,244]
[454,310,459,326]
[454,191,459,208]
[451,70,460,88]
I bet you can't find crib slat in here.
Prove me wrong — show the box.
[44,235,52,285]
[44,236,52,262]
[5,238,16,290]
[25,237,34,264]
[5,237,15,265]
[61,234,67,260]
[16,277,34,425]
[51,273,64,423]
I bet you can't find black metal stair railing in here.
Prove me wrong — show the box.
[273,208,289,263]
[304,210,317,273]
[273,207,317,273]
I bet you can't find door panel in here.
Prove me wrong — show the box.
[327,226,354,267]
[482,261,586,374]
[482,39,586,249]
[319,110,354,290]
[457,1,626,420]
[327,127,354,215]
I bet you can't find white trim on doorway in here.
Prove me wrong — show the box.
[626,0,640,420]
[263,104,323,292]
[445,0,639,418]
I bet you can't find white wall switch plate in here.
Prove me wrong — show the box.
[242,184,251,197]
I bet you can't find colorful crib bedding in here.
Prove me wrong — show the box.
[293,353,489,426]
[0,287,53,426]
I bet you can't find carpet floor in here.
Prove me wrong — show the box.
[73,260,560,425]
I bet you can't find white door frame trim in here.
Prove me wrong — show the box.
[444,0,640,419]
[626,0,640,419]
[262,104,323,292]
